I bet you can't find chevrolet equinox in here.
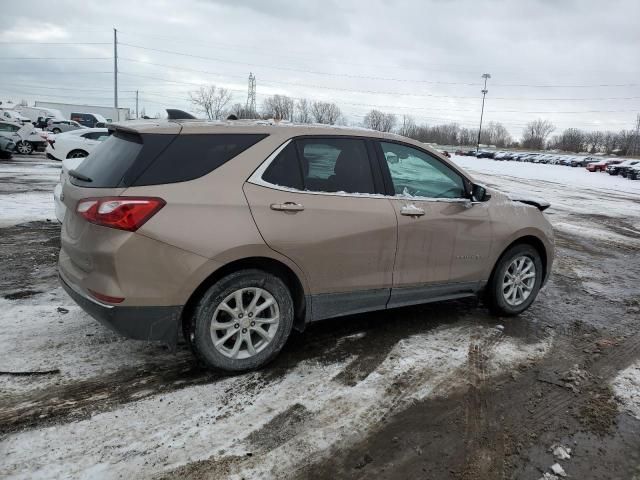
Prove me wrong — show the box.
[59,118,554,372]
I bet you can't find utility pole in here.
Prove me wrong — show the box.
[113,28,118,120]
[631,113,640,156]
[135,90,139,119]
[476,73,491,152]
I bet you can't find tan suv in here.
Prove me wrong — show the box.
[59,118,554,372]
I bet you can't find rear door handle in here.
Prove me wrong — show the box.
[270,202,305,212]
[400,204,425,216]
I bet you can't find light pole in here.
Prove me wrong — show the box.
[476,73,491,152]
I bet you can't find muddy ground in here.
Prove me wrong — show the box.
[0,154,639,479]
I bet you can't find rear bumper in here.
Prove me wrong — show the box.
[59,271,182,346]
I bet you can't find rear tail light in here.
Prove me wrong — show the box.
[76,197,165,232]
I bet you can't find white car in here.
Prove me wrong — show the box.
[46,127,109,161]
[51,128,110,222]
[0,109,31,125]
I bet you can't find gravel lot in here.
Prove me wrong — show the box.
[1,154,639,479]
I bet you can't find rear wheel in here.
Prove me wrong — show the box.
[52,128,62,134]
[486,244,543,316]
[16,141,33,155]
[66,149,88,159]
[187,269,294,373]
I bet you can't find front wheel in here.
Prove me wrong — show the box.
[52,128,62,134]
[187,269,294,373]
[485,244,543,316]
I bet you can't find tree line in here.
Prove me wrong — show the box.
[189,85,638,155]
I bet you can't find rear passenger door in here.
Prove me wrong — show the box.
[244,136,398,321]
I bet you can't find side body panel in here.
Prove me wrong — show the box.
[243,182,398,317]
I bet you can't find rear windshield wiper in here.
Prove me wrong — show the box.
[68,169,93,183]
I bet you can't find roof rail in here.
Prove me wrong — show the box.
[166,109,196,120]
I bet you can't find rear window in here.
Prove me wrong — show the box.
[71,132,267,188]
[71,131,142,188]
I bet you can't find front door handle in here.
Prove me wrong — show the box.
[270,202,305,212]
[400,204,425,216]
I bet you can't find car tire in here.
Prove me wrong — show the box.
[485,244,543,316]
[52,128,61,134]
[187,269,294,373]
[16,141,33,155]
[66,150,88,159]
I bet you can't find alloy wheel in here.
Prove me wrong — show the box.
[502,255,536,307]
[210,287,280,359]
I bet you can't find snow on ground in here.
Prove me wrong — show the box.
[1,324,552,480]
[0,293,183,396]
[0,192,57,227]
[612,361,640,420]
[452,155,640,197]
[2,154,639,479]
[0,156,60,227]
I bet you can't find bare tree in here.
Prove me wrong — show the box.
[521,119,555,150]
[295,98,312,123]
[311,101,341,125]
[585,130,604,153]
[398,115,417,137]
[363,109,396,132]
[485,121,512,148]
[227,103,255,119]
[262,94,295,120]
[189,85,232,120]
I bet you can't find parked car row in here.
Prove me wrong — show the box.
[454,149,639,177]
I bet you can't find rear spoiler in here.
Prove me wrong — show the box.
[509,195,550,212]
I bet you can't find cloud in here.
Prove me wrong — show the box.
[0,0,638,136]
[0,20,69,42]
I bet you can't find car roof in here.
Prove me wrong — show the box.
[59,127,107,136]
[111,118,411,141]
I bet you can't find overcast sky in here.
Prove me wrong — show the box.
[1,0,638,138]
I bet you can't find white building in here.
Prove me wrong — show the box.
[34,101,130,122]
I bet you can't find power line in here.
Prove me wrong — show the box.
[116,58,640,102]
[0,41,110,45]
[0,57,110,60]
[119,43,640,94]
[116,30,640,86]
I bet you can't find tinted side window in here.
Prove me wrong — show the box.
[380,142,465,199]
[133,133,268,186]
[296,138,375,194]
[261,142,303,190]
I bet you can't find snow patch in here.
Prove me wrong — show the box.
[611,360,640,420]
[1,324,553,479]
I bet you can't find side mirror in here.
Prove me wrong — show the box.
[471,184,491,202]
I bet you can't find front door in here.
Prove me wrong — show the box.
[376,141,492,308]
[244,137,398,320]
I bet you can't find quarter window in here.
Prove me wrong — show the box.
[379,142,465,199]
[262,142,303,190]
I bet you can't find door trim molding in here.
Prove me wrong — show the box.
[387,281,482,310]
[309,281,484,323]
